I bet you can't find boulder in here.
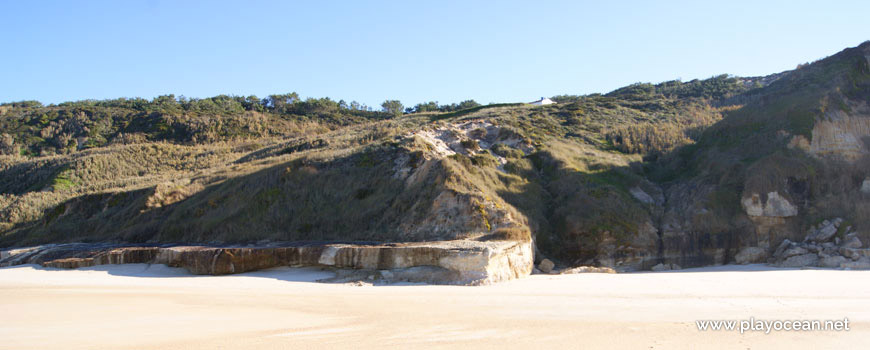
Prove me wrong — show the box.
[781,246,808,259]
[651,263,671,271]
[819,255,849,268]
[842,257,870,270]
[821,242,839,255]
[537,259,555,274]
[840,247,870,260]
[779,253,819,268]
[841,233,863,249]
[741,192,798,217]
[805,219,841,242]
[773,239,792,258]
[861,178,870,194]
[734,247,768,264]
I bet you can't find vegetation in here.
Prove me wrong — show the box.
[406,99,481,114]
[380,100,404,117]
[0,93,395,157]
[3,41,870,270]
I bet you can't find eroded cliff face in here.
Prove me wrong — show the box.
[0,240,534,285]
[809,102,870,160]
[592,220,659,271]
[642,44,870,270]
[658,183,733,267]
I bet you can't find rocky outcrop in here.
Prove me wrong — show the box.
[780,253,819,268]
[842,258,870,270]
[769,218,869,269]
[412,120,534,163]
[739,191,800,252]
[809,111,870,161]
[2,240,534,285]
[805,219,843,243]
[861,178,870,194]
[820,255,849,268]
[742,192,798,218]
[839,247,870,260]
[806,91,870,161]
[842,233,863,249]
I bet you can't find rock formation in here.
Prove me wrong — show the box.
[537,258,555,274]
[1,240,533,285]
[767,218,870,270]
[809,107,870,161]
[741,192,798,218]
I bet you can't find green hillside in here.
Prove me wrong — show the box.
[2,41,869,270]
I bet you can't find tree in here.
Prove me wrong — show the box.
[1,100,42,109]
[151,94,182,115]
[294,97,339,115]
[457,99,481,110]
[264,92,300,113]
[412,101,439,113]
[381,100,403,117]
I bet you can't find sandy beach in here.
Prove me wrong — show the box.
[1,264,868,349]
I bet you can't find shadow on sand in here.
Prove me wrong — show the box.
[3,263,339,283]
[630,263,865,274]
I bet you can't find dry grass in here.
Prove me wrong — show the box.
[5,44,869,270]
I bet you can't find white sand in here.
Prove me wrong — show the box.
[1,264,868,349]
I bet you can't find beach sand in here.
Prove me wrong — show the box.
[1,264,868,349]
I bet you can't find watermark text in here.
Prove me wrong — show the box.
[696,317,850,334]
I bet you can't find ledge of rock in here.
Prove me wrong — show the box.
[0,240,533,285]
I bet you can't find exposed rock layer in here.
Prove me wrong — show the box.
[742,192,798,218]
[0,240,533,285]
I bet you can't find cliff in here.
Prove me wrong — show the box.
[1,240,533,285]
[2,41,870,277]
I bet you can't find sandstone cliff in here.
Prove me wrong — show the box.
[1,240,534,285]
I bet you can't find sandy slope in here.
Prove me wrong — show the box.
[0,264,868,350]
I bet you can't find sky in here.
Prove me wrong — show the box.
[1,0,869,107]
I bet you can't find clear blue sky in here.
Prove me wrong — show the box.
[2,0,869,106]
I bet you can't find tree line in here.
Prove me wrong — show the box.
[2,95,484,119]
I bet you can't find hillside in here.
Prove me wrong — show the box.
[2,41,869,272]
[648,40,870,267]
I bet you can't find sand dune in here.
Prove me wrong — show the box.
[1,264,868,349]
